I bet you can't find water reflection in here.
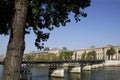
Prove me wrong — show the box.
[81,71,91,80]
[49,77,64,80]
[90,67,120,80]
[49,73,81,80]
[67,73,81,80]
[31,66,49,80]
[102,67,120,80]
[30,67,120,80]
[0,66,120,80]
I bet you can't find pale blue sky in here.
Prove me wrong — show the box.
[0,0,120,54]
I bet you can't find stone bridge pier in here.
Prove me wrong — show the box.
[67,62,81,73]
[48,62,86,77]
[49,63,64,77]
[48,62,104,77]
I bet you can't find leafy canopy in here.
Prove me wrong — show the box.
[118,49,120,54]
[87,50,97,60]
[59,51,73,60]
[82,50,97,60]
[0,0,90,49]
[106,47,116,56]
[81,51,87,60]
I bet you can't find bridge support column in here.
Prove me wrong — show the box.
[68,66,81,73]
[49,68,64,77]
[82,65,91,71]
[49,63,64,77]
[92,64,103,69]
[91,64,99,69]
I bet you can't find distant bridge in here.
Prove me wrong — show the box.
[0,60,105,65]
[0,60,105,77]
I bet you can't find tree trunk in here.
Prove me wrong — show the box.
[2,0,29,80]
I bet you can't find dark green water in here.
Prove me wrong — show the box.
[0,65,120,80]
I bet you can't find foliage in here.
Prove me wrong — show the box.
[0,1,90,79]
[48,53,58,60]
[37,53,58,60]
[59,51,73,60]
[24,54,36,61]
[0,0,90,49]
[81,51,87,60]
[81,50,97,60]
[36,54,48,60]
[106,47,116,59]
[85,50,97,60]
[24,53,58,61]
[0,0,14,35]
[106,47,116,56]
[118,49,120,54]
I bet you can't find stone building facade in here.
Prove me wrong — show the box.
[72,45,120,60]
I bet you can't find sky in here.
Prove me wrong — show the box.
[0,0,120,55]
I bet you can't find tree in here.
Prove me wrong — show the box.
[36,54,48,61]
[0,0,90,80]
[106,49,111,60]
[118,50,120,54]
[118,49,120,60]
[106,47,116,60]
[1,0,29,80]
[62,47,67,50]
[86,50,97,60]
[48,53,58,60]
[81,51,87,60]
[59,51,73,60]
[24,54,36,61]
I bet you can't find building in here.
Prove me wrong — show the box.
[25,47,67,57]
[72,45,120,60]
[48,47,68,56]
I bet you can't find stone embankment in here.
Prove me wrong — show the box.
[103,60,120,67]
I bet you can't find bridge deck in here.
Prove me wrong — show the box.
[23,60,105,64]
[0,60,105,65]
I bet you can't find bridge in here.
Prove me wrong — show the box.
[0,60,105,77]
[0,60,104,65]
[22,60,104,65]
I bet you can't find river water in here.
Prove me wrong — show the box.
[0,65,120,80]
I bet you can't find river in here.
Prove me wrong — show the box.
[0,65,120,80]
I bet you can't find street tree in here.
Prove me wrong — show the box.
[106,49,110,60]
[0,0,91,80]
[118,49,120,60]
[48,53,58,60]
[86,50,97,60]
[106,47,116,60]
[81,51,87,60]
[24,54,36,61]
[59,51,73,60]
[118,50,120,54]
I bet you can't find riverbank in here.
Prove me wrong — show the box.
[103,60,120,67]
